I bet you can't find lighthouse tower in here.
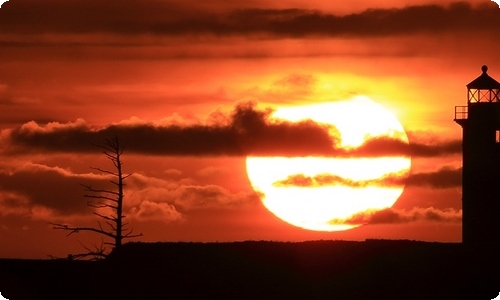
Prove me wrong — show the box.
[454,65,500,248]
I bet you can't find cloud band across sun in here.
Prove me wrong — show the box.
[3,102,461,158]
[273,167,461,189]
[329,207,462,225]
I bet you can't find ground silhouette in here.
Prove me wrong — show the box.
[0,240,498,300]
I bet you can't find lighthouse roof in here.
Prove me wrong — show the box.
[467,65,500,90]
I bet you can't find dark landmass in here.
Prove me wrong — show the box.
[0,240,498,300]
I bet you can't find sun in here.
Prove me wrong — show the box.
[246,96,411,231]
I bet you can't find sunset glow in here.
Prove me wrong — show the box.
[246,97,411,231]
[0,0,493,258]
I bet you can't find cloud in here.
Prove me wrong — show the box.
[174,185,260,210]
[0,191,30,216]
[5,101,339,156]
[343,136,462,158]
[4,101,461,158]
[0,1,498,39]
[128,201,182,223]
[273,173,397,188]
[392,167,461,189]
[0,162,259,222]
[0,163,106,216]
[270,74,318,98]
[329,207,462,225]
[126,172,261,211]
[126,172,260,212]
[273,167,461,189]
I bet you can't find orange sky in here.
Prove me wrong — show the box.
[0,0,499,258]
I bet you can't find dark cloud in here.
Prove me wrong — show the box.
[4,102,462,158]
[0,162,259,220]
[273,167,461,189]
[0,1,497,39]
[5,102,340,156]
[174,185,260,210]
[388,167,462,189]
[124,173,261,213]
[329,207,462,225]
[0,191,30,216]
[0,164,104,215]
[273,173,399,188]
[345,136,462,158]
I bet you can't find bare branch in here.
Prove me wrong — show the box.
[75,240,108,260]
[81,184,120,196]
[90,167,118,177]
[51,223,115,239]
[106,221,116,231]
[92,211,116,222]
[97,221,105,232]
[85,191,119,198]
[85,195,118,203]
[124,231,143,239]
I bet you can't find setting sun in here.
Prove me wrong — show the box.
[246,96,411,231]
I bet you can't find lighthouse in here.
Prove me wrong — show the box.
[454,65,500,248]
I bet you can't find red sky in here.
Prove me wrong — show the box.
[0,0,499,258]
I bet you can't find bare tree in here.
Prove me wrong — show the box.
[51,137,142,259]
